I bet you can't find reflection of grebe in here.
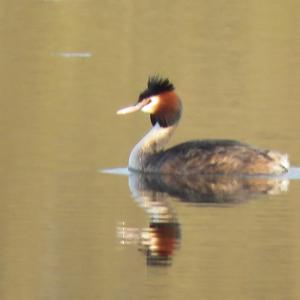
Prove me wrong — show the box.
[117,171,288,266]
[130,172,289,204]
[117,76,289,175]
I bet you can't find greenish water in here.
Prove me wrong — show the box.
[1,0,300,299]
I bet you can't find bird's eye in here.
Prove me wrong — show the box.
[141,96,159,113]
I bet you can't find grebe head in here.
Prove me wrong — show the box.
[117,76,182,128]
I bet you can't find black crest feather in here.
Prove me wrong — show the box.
[138,75,175,101]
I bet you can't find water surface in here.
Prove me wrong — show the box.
[1,0,300,299]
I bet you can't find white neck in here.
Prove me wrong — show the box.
[129,123,177,171]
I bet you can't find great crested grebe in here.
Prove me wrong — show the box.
[117,76,289,175]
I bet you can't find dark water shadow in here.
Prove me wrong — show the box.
[101,167,300,266]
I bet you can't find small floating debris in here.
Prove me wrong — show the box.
[42,0,62,2]
[53,52,92,58]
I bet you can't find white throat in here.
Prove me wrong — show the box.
[129,123,177,171]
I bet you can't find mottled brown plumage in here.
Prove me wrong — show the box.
[145,140,287,175]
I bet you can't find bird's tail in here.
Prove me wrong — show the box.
[267,151,290,174]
